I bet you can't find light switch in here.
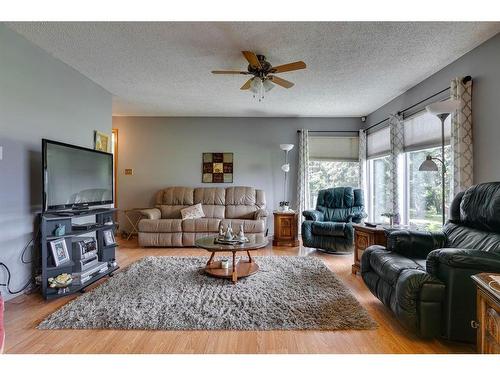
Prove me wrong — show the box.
[0,146,3,160]
[124,168,133,175]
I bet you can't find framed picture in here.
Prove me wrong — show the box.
[103,229,116,246]
[94,131,110,152]
[202,152,233,183]
[49,238,70,267]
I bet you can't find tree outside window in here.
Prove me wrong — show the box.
[308,160,360,208]
[406,145,452,230]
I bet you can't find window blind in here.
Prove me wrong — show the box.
[403,111,451,152]
[366,126,390,159]
[309,136,359,161]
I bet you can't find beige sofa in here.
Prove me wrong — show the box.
[138,186,267,247]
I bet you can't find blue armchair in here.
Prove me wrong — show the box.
[301,187,366,253]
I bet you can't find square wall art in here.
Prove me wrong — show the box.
[202,153,233,183]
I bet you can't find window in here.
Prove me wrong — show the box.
[366,109,452,229]
[405,145,452,231]
[307,135,360,208]
[309,160,360,207]
[368,155,391,223]
[366,126,392,222]
[403,111,452,230]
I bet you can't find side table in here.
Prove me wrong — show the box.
[272,211,299,247]
[352,223,388,274]
[471,273,500,354]
[122,208,149,240]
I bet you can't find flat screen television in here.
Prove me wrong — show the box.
[42,139,114,212]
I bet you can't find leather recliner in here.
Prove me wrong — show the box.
[301,187,366,253]
[361,182,500,341]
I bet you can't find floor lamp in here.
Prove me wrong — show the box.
[418,98,459,225]
[279,143,294,211]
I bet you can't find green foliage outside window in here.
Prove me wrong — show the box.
[308,160,360,208]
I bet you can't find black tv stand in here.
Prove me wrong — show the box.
[39,207,119,299]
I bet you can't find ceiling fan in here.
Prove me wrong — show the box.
[211,51,306,100]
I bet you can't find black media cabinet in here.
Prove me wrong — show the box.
[40,208,119,299]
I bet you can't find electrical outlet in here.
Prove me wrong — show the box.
[124,168,133,175]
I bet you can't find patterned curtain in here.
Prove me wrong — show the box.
[296,129,310,233]
[450,77,473,196]
[358,129,367,206]
[389,114,404,222]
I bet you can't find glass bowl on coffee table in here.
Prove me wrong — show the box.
[195,234,268,283]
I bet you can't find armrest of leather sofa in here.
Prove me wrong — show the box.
[139,208,161,220]
[387,230,446,259]
[254,208,268,220]
[427,248,500,276]
[302,210,324,222]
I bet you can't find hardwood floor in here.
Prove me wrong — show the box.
[4,238,474,354]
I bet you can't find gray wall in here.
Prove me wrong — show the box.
[0,25,112,300]
[366,32,500,183]
[113,116,362,233]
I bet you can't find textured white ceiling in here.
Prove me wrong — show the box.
[6,22,500,117]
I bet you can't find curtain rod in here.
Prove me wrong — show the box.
[363,75,471,133]
[296,130,358,133]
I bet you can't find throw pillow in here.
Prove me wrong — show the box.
[180,203,205,220]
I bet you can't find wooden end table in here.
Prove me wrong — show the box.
[272,211,299,247]
[195,235,268,283]
[351,223,388,274]
[471,273,500,354]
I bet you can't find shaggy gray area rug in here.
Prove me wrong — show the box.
[39,256,377,331]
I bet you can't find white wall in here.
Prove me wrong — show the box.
[0,25,112,300]
[113,116,362,233]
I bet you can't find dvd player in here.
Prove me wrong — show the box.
[72,222,98,231]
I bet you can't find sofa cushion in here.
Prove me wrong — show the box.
[194,187,225,205]
[226,186,257,205]
[200,205,225,219]
[459,182,500,233]
[158,205,187,219]
[221,219,265,233]
[139,219,182,233]
[155,187,194,205]
[311,222,346,237]
[369,250,426,286]
[182,218,221,233]
[180,203,205,220]
[225,205,259,219]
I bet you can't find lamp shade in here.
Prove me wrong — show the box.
[425,99,460,116]
[263,79,274,92]
[250,77,262,93]
[280,144,294,152]
[419,155,439,171]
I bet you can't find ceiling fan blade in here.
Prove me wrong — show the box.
[212,70,250,75]
[270,61,306,73]
[240,78,253,90]
[242,51,262,69]
[269,75,294,89]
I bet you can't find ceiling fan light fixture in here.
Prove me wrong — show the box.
[263,79,274,92]
[249,77,262,94]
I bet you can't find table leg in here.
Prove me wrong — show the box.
[206,252,215,266]
[232,251,237,283]
[247,250,253,263]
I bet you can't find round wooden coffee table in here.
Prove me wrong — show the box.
[195,234,268,283]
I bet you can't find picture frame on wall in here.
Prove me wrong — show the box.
[103,229,116,246]
[49,238,70,267]
[94,130,110,152]
[202,152,233,183]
